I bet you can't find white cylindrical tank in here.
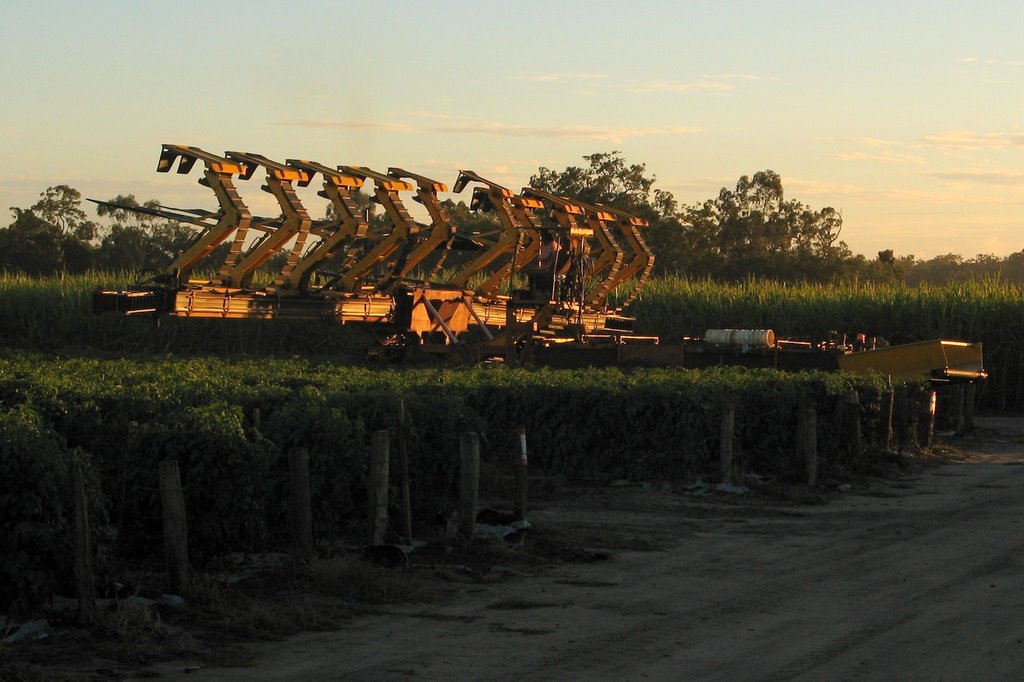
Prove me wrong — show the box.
[704,329,776,349]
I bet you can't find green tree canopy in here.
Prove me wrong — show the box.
[681,170,852,280]
[529,152,853,282]
[94,194,196,272]
[1,186,102,274]
[530,151,661,218]
[5,168,1022,286]
[28,184,98,241]
[0,209,63,275]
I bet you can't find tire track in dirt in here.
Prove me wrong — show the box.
[136,424,1024,681]
[492,461,1024,680]
[761,544,1024,680]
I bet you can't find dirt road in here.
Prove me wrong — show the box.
[139,417,1024,681]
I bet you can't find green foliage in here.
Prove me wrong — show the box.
[0,272,373,355]
[0,355,902,558]
[530,151,659,217]
[0,404,73,614]
[262,386,363,543]
[1,186,201,277]
[166,401,274,559]
[9,173,1024,285]
[671,170,851,281]
[0,210,64,276]
[0,352,920,615]
[527,152,1024,286]
[27,185,97,239]
[627,276,1020,410]
[0,271,1018,409]
[528,154,849,281]
[1,186,101,275]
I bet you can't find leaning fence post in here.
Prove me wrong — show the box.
[72,462,96,625]
[720,403,735,485]
[513,426,528,522]
[368,430,390,546]
[289,446,314,567]
[158,459,189,596]
[460,432,480,541]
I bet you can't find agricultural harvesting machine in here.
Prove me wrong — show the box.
[93,145,986,385]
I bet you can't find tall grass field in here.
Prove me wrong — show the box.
[2,271,1019,409]
[628,277,1021,411]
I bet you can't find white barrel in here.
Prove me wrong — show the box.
[704,329,776,349]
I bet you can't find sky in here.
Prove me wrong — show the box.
[2,0,1022,260]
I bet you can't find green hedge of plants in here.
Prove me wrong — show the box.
[631,277,1019,410]
[0,272,1014,408]
[0,352,921,613]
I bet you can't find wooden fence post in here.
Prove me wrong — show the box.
[513,426,528,522]
[72,463,95,625]
[964,381,976,434]
[918,390,937,448]
[878,382,894,452]
[798,399,817,488]
[894,384,909,454]
[460,432,480,541]
[840,390,862,459]
[720,404,735,484]
[398,400,414,546]
[368,430,390,546]
[289,446,314,567]
[950,384,966,436]
[158,460,189,596]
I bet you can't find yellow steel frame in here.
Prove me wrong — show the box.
[335,166,416,293]
[221,152,312,289]
[837,339,986,381]
[156,145,253,286]
[281,159,367,292]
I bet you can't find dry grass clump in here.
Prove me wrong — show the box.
[90,596,201,662]
[309,555,433,604]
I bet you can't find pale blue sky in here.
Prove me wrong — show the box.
[2,0,1022,259]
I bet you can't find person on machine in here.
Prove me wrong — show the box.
[527,230,562,299]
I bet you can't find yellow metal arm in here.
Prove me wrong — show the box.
[152,145,253,287]
[597,204,654,308]
[385,168,457,286]
[221,152,313,289]
[157,144,248,176]
[336,168,418,293]
[447,172,545,296]
[281,160,368,292]
[579,205,625,307]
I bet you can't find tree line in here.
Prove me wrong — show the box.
[2,153,1021,285]
[2,186,195,276]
